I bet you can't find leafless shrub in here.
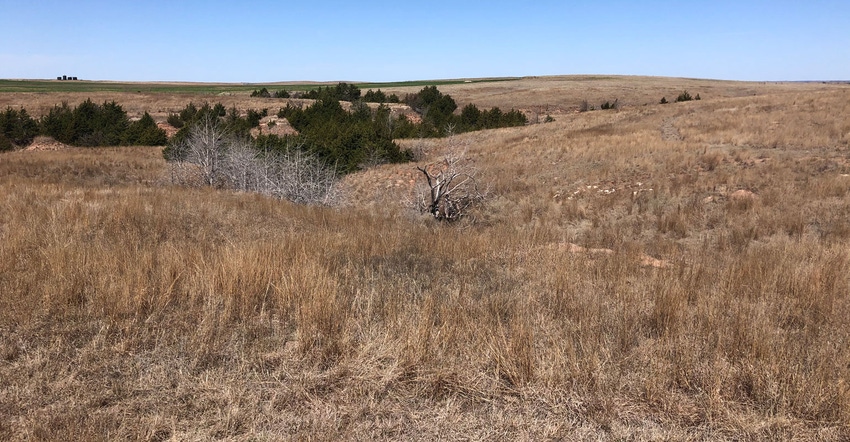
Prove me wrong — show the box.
[269,149,343,205]
[416,133,486,221]
[168,116,228,187]
[169,117,341,205]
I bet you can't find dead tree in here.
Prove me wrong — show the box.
[416,135,484,221]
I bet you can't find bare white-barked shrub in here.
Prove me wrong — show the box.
[168,116,341,205]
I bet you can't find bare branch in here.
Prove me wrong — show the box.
[416,134,485,221]
[168,119,341,205]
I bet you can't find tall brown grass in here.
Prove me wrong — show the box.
[1,79,849,440]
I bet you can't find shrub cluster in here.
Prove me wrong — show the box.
[404,86,526,136]
[363,89,400,103]
[165,97,406,204]
[251,84,526,139]
[40,99,166,147]
[2,84,526,160]
[250,88,292,99]
[579,99,619,112]
[457,103,527,133]
[122,113,169,146]
[274,99,412,173]
[163,102,266,161]
[250,87,271,98]
[301,82,362,102]
[676,90,701,102]
[600,99,619,110]
[1,101,166,150]
[0,107,39,151]
[167,117,341,205]
[661,91,701,104]
[166,102,227,130]
[167,99,413,175]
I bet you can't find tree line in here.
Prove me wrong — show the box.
[250,83,401,103]
[2,86,527,177]
[193,85,529,173]
[251,83,528,136]
[1,100,166,151]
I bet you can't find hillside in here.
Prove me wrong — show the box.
[1,76,849,440]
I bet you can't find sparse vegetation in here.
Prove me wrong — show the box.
[580,98,621,112]
[600,99,618,110]
[676,90,694,102]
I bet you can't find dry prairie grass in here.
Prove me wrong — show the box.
[375,75,842,116]
[0,92,301,123]
[2,77,850,440]
[1,75,841,121]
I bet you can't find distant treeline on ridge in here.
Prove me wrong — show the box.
[2,85,527,175]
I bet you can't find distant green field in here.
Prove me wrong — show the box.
[0,78,521,94]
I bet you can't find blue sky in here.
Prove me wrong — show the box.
[1,1,848,82]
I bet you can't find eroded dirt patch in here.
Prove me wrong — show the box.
[24,136,69,151]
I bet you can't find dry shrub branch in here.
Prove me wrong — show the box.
[417,133,486,221]
[169,116,341,205]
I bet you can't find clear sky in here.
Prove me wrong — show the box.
[1,0,848,82]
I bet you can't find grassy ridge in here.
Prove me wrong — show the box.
[356,77,522,89]
[0,77,521,94]
[0,79,324,94]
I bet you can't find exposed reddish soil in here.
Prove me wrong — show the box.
[24,136,69,151]
[250,116,298,138]
[156,122,179,138]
